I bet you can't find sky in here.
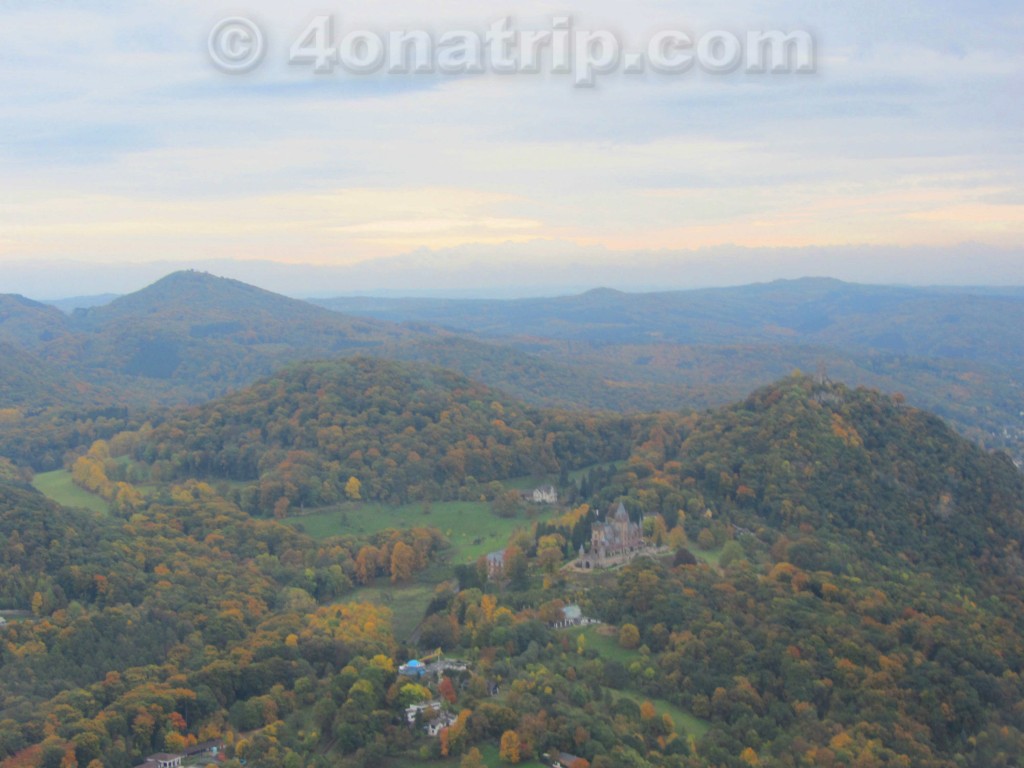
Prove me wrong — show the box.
[0,0,1022,298]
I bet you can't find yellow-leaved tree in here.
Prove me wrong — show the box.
[618,623,640,649]
[499,729,521,764]
[740,746,761,766]
[390,541,416,583]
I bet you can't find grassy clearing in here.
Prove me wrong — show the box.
[567,624,639,664]
[611,689,711,740]
[693,546,724,568]
[287,501,552,563]
[340,581,438,642]
[32,470,109,514]
[567,627,712,741]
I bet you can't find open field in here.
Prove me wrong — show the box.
[31,470,109,514]
[567,624,639,665]
[500,474,554,491]
[693,546,724,568]
[611,689,711,740]
[567,625,712,740]
[287,501,553,563]
[340,581,439,642]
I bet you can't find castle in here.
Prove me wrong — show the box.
[577,502,645,569]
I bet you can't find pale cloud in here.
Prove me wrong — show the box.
[0,0,1021,290]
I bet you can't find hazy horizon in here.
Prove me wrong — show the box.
[4,241,1024,302]
[2,0,1021,294]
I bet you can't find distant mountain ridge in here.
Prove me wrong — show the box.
[313,277,1024,364]
[2,271,1023,470]
[75,270,333,325]
[0,272,682,468]
[2,270,414,393]
[314,277,1024,461]
[0,271,676,414]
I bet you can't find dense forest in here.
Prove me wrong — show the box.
[0,474,443,767]
[2,356,1023,767]
[595,377,1024,765]
[111,358,639,512]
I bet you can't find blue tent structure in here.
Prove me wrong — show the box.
[399,659,426,678]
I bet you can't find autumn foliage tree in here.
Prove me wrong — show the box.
[499,729,521,764]
[439,676,457,705]
[390,541,416,583]
[618,623,640,650]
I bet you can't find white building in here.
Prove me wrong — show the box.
[532,485,558,504]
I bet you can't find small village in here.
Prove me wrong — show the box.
[397,599,599,768]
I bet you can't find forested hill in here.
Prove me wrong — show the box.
[314,278,1024,360]
[0,271,678,415]
[607,373,1024,586]
[315,279,1024,462]
[0,271,415,406]
[0,295,73,348]
[533,374,1024,766]
[122,357,639,512]
[5,367,1024,766]
[0,342,95,409]
[110,359,1024,586]
[0,272,686,470]
[74,270,395,336]
[0,471,412,768]
[5,272,1024,471]
[62,271,414,385]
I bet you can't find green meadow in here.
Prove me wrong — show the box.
[287,501,553,563]
[501,462,622,491]
[567,625,712,740]
[567,624,639,665]
[693,546,724,568]
[32,469,110,514]
[611,689,711,740]
[340,581,439,642]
